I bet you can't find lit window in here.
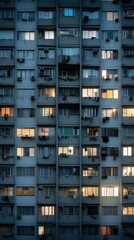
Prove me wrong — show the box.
[16,187,35,196]
[38,206,55,216]
[102,89,118,99]
[0,107,14,117]
[102,226,118,235]
[38,11,53,19]
[83,30,98,39]
[123,166,134,176]
[123,207,134,215]
[82,147,98,156]
[44,31,54,39]
[17,31,35,40]
[83,69,98,78]
[102,108,118,118]
[102,50,118,59]
[82,186,99,197]
[102,186,119,197]
[123,146,133,156]
[123,108,134,117]
[102,11,118,21]
[17,147,35,157]
[17,128,35,138]
[63,8,75,17]
[82,88,99,98]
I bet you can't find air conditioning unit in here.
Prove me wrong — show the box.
[17,215,22,219]
[17,58,25,63]
[83,16,89,23]
[38,185,43,190]
[17,77,22,81]
[31,96,35,101]
[129,96,133,101]
[31,76,35,81]
[44,48,49,52]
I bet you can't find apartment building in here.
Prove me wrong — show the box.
[0,0,134,239]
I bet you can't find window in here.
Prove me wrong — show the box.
[17,147,35,157]
[17,226,35,236]
[123,166,134,176]
[59,187,79,196]
[0,107,13,117]
[82,186,99,197]
[123,9,134,18]
[102,89,118,99]
[17,31,35,40]
[123,207,134,215]
[17,108,35,118]
[60,28,79,37]
[83,68,99,78]
[123,29,134,39]
[102,206,118,215]
[0,68,13,78]
[16,187,35,196]
[83,49,98,59]
[59,226,75,234]
[38,49,55,59]
[59,206,79,215]
[102,108,118,118]
[102,167,118,177]
[0,186,13,196]
[38,225,55,236]
[102,50,118,59]
[83,30,98,39]
[38,11,53,19]
[83,205,98,215]
[59,48,80,56]
[123,108,134,117]
[101,147,119,158]
[82,225,99,235]
[0,166,12,177]
[59,167,79,176]
[17,206,34,215]
[38,88,55,97]
[0,146,13,158]
[39,127,55,137]
[62,8,75,17]
[83,167,98,177]
[123,187,134,197]
[17,89,35,99]
[102,11,118,21]
[82,107,98,117]
[123,49,134,57]
[39,186,55,198]
[59,106,79,116]
[38,107,55,117]
[102,30,118,40]
[82,88,99,98]
[0,10,14,19]
[44,31,54,39]
[39,206,55,215]
[17,167,35,176]
[0,127,12,137]
[82,127,99,137]
[0,87,13,97]
[83,147,98,156]
[17,128,35,138]
[0,49,13,58]
[83,11,99,19]
[17,50,35,60]
[59,88,79,97]
[39,166,56,176]
[123,87,134,97]
[17,11,35,21]
[59,68,79,80]
[0,225,13,236]
[101,128,118,137]
[17,69,35,78]
[0,31,14,40]
[102,226,118,235]
[39,67,55,78]
[102,69,118,80]
[123,127,134,138]
[102,187,119,197]
[58,146,79,156]
[58,127,79,136]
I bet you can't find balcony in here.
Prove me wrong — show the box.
[0,77,14,86]
[122,176,134,184]
[37,215,56,223]
[82,18,100,27]
[0,214,14,224]
[82,97,100,106]
[37,194,56,205]
[37,135,56,145]
[122,156,134,165]
[0,0,15,8]
[81,116,100,127]
[82,196,99,204]
[122,195,134,204]
[37,96,56,105]
[82,0,100,8]
[58,155,79,165]
[37,175,56,185]
[122,215,134,223]
[0,156,14,165]
[58,95,80,104]
[58,55,80,65]
[82,136,99,145]
[38,77,56,86]
[122,18,134,27]
[38,39,56,46]
[37,155,55,165]
[0,176,14,185]
[58,16,80,27]
[82,215,99,225]
[0,96,14,105]
[82,58,100,67]
[37,18,56,27]
[58,0,80,5]
[0,196,14,204]
[82,39,100,47]
[0,116,14,125]
[122,117,134,125]
[37,0,56,7]
[37,116,56,125]
[59,76,79,87]
[37,58,56,66]
[58,194,80,204]
[82,176,99,185]
[58,115,79,125]
[0,19,15,29]
[122,57,134,67]
[122,38,134,46]
[82,77,99,87]
[122,137,134,145]
[58,215,79,225]
[82,156,100,165]
[0,135,14,145]
[122,76,134,86]
[58,175,79,185]
[0,58,15,67]
[58,36,80,46]
[58,135,79,145]
[0,39,14,47]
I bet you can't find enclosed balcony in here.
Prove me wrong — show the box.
[37,174,56,185]
[58,214,79,225]
[58,154,79,165]
[82,0,100,8]
[37,0,56,7]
